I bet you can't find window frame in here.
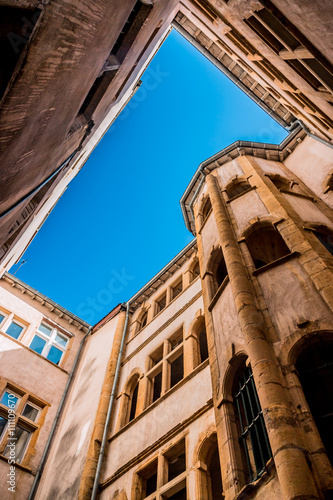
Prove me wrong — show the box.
[146,328,184,406]
[4,317,26,340]
[29,321,70,365]
[0,382,46,466]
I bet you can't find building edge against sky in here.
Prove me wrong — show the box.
[1,0,333,278]
[0,125,332,499]
[0,1,333,500]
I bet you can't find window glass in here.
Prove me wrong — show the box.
[0,313,5,324]
[38,323,52,336]
[55,333,68,348]
[4,426,31,463]
[0,391,19,409]
[6,321,23,339]
[0,416,7,439]
[22,403,39,422]
[30,336,47,355]
[47,345,63,365]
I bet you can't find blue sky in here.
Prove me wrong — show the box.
[11,29,287,324]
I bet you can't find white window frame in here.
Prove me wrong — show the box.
[4,318,26,340]
[22,401,41,423]
[30,322,69,365]
[0,310,8,329]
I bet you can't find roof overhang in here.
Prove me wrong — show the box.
[180,125,306,235]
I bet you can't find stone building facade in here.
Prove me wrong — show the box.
[0,1,332,499]
[0,126,331,499]
[1,0,332,278]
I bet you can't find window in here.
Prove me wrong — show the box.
[246,225,290,269]
[171,277,183,300]
[117,372,142,429]
[5,319,24,340]
[0,383,45,465]
[226,179,252,199]
[0,311,6,326]
[192,260,200,280]
[29,322,69,365]
[129,381,139,423]
[244,2,333,98]
[198,324,209,364]
[196,433,223,500]
[206,247,228,301]
[233,363,272,482]
[267,174,291,191]
[141,311,148,329]
[296,340,333,465]
[155,292,167,315]
[202,197,212,221]
[133,438,187,500]
[146,329,184,405]
[309,226,333,256]
[78,0,152,118]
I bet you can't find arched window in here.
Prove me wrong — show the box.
[267,174,291,191]
[207,247,228,300]
[196,432,223,499]
[233,362,272,482]
[198,323,208,364]
[296,340,333,465]
[192,260,200,280]
[129,381,139,423]
[140,311,148,330]
[202,197,212,221]
[323,172,333,193]
[246,225,290,269]
[117,372,141,429]
[226,179,251,200]
[311,225,333,256]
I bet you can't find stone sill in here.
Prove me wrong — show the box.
[252,252,299,276]
[235,457,276,500]
[226,186,256,203]
[0,453,34,475]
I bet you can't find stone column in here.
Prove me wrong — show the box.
[206,173,319,500]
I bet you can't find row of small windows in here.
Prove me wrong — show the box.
[127,338,333,499]
[0,310,71,366]
[118,321,209,429]
[135,261,201,335]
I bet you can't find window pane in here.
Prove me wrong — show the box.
[0,391,19,409]
[55,333,68,348]
[0,313,5,324]
[170,355,184,388]
[0,416,7,439]
[6,321,23,339]
[22,403,39,422]
[38,323,52,336]
[4,426,31,463]
[47,346,63,365]
[30,335,47,355]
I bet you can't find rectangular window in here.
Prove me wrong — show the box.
[164,439,186,483]
[171,277,183,300]
[245,4,333,95]
[5,320,24,339]
[137,458,158,498]
[155,292,167,314]
[0,384,45,465]
[29,322,69,365]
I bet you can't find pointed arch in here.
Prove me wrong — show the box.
[116,369,143,430]
[195,430,223,500]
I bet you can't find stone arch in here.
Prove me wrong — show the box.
[116,368,143,430]
[205,245,228,301]
[197,193,212,228]
[224,175,252,199]
[184,312,208,375]
[194,429,223,500]
[241,217,290,269]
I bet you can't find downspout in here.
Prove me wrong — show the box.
[91,302,130,500]
[287,119,333,149]
[28,325,93,500]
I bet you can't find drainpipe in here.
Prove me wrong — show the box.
[90,302,130,500]
[287,119,333,149]
[28,325,93,500]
